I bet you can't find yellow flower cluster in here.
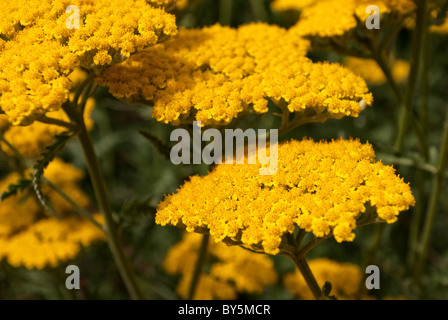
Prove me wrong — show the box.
[0,0,177,125]
[40,158,92,214]
[97,23,373,127]
[156,139,415,255]
[0,172,40,237]
[0,215,105,270]
[0,98,95,159]
[287,0,415,38]
[0,29,78,125]
[345,57,410,85]
[0,159,105,269]
[164,233,278,299]
[283,258,363,300]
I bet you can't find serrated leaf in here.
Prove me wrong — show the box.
[0,178,32,202]
[139,130,172,161]
[32,131,73,214]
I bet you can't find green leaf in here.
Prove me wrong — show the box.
[0,178,32,202]
[32,131,74,215]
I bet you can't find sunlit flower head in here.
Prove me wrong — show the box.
[97,23,373,127]
[156,139,415,255]
[164,232,278,299]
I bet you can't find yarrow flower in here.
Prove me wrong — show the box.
[164,233,278,299]
[345,57,410,85]
[284,0,416,38]
[0,159,105,269]
[0,0,177,125]
[97,23,373,127]
[0,97,95,159]
[156,139,415,255]
[0,215,104,270]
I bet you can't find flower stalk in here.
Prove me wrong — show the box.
[187,234,210,300]
[290,254,324,300]
[77,118,144,300]
[413,110,448,283]
[394,0,428,152]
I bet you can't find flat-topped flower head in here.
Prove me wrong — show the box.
[286,0,415,38]
[0,98,95,159]
[0,0,177,125]
[164,233,278,299]
[0,159,105,269]
[97,23,373,127]
[0,159,90,236]
[0,215,105,269]
[345,57,410,85]
[0,172,40,237]
[0,29,78,125]
[156,139,415,255]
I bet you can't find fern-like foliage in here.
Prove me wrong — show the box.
[0,178,32,202]
[32,131,74,214]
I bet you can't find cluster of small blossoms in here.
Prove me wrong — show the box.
[345,57,410,85]
[156,139,415,255]
[0,96,95,159]
[0,159,105,269]
[97,23,373,127]
[163,233,278,299]
[281,0,415,38]
[0,0,177,125]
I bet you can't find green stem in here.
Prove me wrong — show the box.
[407,169,426,268]
[289,254,323,300]
[36,115,77,131]
[420,30,430,138]
[413,111,448,283]
[394,0,428,151]
[0,134,30,168]
[187,234,210,300]
[77,120,144,300]
[43,177,104,231]
[356,223,385,299]
[371,47,402,104]
[249,0,269,22]
[219,0,234,26]
[278,113,328,136]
